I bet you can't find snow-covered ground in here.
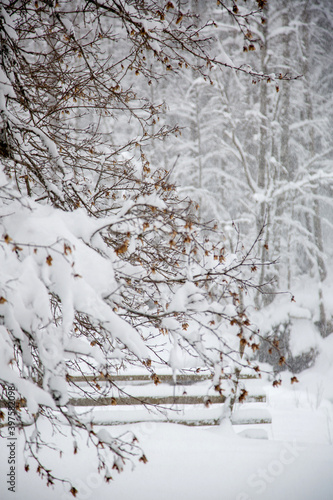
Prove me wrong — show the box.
[1,354,333,500]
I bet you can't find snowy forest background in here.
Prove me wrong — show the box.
[156,0,333,369]
[0,0,333,496]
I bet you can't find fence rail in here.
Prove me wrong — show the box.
[69,373,259,384]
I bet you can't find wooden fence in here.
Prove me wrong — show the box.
[67,372,272,427]
[0,372,272,427]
